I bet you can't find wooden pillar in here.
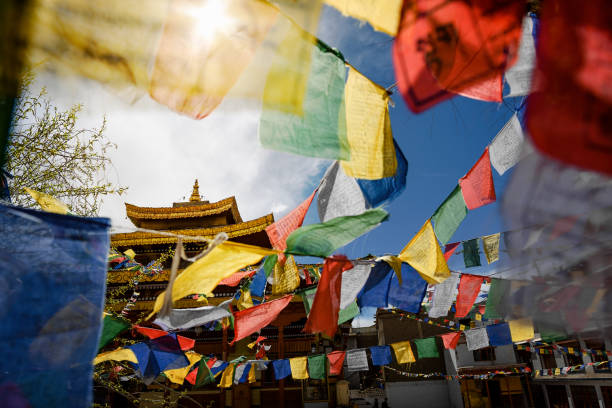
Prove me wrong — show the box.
[504,376,514,408]
[279,325,285,408]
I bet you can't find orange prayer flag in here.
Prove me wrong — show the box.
[441,332,461,349]
[266,190,316,251]
[231,295,293,345]
[459,148,496,210]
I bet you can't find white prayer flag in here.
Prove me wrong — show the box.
[153,302,231,331]
[318,161,368,222]
[340,264,373,309]
[505,16,536,97]
[465,328,490,351]
[489,114,527,175]
[428,274,459,318]
[346,349,369,372]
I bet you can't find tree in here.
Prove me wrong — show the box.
[5,72,127,216]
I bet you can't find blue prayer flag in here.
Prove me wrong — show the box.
[388,264,428,313]
[357,262,393,308]
[369,346,392,366]
[272,359,291,380]
[486,323,513,346]
[249,261,267,299]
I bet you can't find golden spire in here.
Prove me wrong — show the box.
[189,179,201,202]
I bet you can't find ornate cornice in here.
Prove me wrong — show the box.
[125,196,243,223]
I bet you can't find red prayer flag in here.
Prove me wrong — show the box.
[185,367,198,385]
[441,332,461,349]
[231,295,293,345]
[392,0,523,112]
[443,242,460,261]
[527,0,612,175]
[266,190,316,251]
[459,148,496,210]
[133,325,195,351]
[219,270,257,287]
[303,255,353,338]
[327,351,346,376]
[455,274,484,318]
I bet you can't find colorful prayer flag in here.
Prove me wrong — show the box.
[231,294,293,345]
[317,161,369,222]
[429,274,459,318]
[133,326,195,351]
[302,286,359,325]
[509,318,534,342]
[273,359,291,380]
[164,351,201,385]
[357,261,392,308]
[398,220,451,284]
[289,357,309,380]
[153,304,231,331]
[218,364,235,388]
[482,233,500,264]
[266,190,316,251]
[443,242,460,261]
[486,323,512,346]
[441,332,461,350]
[327,351,346,376]
[233,363,252,384]
[431,186,468,245]
[462,239,481,268]
[459,148,496,210]
[489,114,528,175]
[387,264,428,314]
[414,338,439,359]
[23,187,70,214]
[346,349,369,372]
[340,264,372,309]
[369,346,393,366]
[308,355,326,380]
[94,348,138,365]
[324,0,402,36]
[271,255,300,295]
[98,314,131,351]
[465,328,489,351]
[391,341,415,364]
[483,278,511,320]
[455,274,484,318]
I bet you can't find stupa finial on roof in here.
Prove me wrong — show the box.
[189,179,201,202]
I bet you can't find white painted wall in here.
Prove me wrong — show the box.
[456,344,517,368]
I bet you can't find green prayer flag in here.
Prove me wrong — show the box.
[263,255,278,278]
[195,357,214,387]
[414,337,439,358]
[259,39,349,160]
[302,287,359,324]
[431,186,468,245]
[483,278,511,320]
[286,208,389,258]
[98,314,131,351]
[462,239,481,267]
[307,354,326,380]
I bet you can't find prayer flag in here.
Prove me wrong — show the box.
[346,349,369,372]
[483,278,511,320]
[379,255,403,284]
[289,357,309,380]
[324,0,402,36]
[218,365,235,388]
[489,114,527,175]
[431,185,468,245]
[340,264,372,309]
[233,363,252,384]
[304,256,353,337]
[341,67,396,180]
[259,38,349,161]
[232,295,293,345]
[302,286,359,325]
[441,332,461,350]
[369,346,393,366]
[387,264,428,314]
[237,289,254,310]
[486,323,512,346]
[391,341,415,364]
[414,338,439,359]
[357,261,393,308]
[327,351,346,375]
[462,239,481,268]
[219,270,256,287]
[455,274,484,318]
[505,16,537,97]
[192,358,214,387]
[482,233,500,264]
[164,351,201,385]
[134,326,195,351]
[149,241,277,317]
[443,242,460,261]
[429,274,459,318]
[23,187,70,214]
[0,204,110,408]
[317,161,368,222]
[398,220,451,284]
[273,359,291,380]
[308,355,326,380]
[94,348,138,365]
[271,255,300,295]
[465,328,489,351]
[459,148,496,210]
[98,314,131,351]
[356,139,409,207]
[149,334,190,373]
[153,304,231,331]
[266,190,316,251]
[509,318,534,342]
[209,360,229,377]
[286,208,388,258]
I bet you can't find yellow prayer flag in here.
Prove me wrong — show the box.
[568,347,574,354]
[482,233,500,264]
[271,255,300,295]
[378,255,403,285]
[24,187,70,214]
[248,363,256,383]
[237,289,254,311]
[391,341,415,364]
[324,0,402,36]
[149,241,277,318]
[459,324,466,331]
[124,249,136,260]
[341,67,397,179]
[218,364,235,388]
[93,347,138,365]
[289,357,309,380]
[475,313,482,321]
[508,318,534,342]
[398,220,450,284]
[164,351,202,385]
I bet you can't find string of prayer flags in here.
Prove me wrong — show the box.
[317,161,369,222]
[441,332,462,350]
[431,186,468,245]
[94,348,138,365]
[526,0,612,175]
[134,326,195,351]
[482,233,501,264]
[505,15,538,98]
[462,239,481,268]
[164,351,201,385]
[370,346,393,366]
[149,241,277,317]
[357,261,393,308]
[489,114,528,176]
[153,303,231,331]
[414,338,439,359]
[273,359,291,380]
[289,357,309,380]
[455,274,484,318]
[219,365,235,388]
[208,360,230,378]
[98,314,131,351]
[340,263,372,309]
[231,294,293,345]
[304,255,353,337]
[465,328,489,351]
[443,242,460,261]
[23,187,70,214]
[346,349,369,372]
[323,0,402,36]
[486,323,513,346]
[308,355,326,379]
[391,341,416,364]
[509,318,534,342]
[285,208,388,258]
[266,190,316,252]
[459,148,496,210]
[341,67,396,180]
[271,255,300,295]
[327,351,346,376]
[429,274,459,319]
[484,278,511,320]
[387,264,428,314]
[398,220,451,284]
[392,0,523,112]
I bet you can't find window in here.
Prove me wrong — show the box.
[473,347,496,361]
[570,385,598,408]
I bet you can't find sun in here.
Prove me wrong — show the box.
[186,0,235,44]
